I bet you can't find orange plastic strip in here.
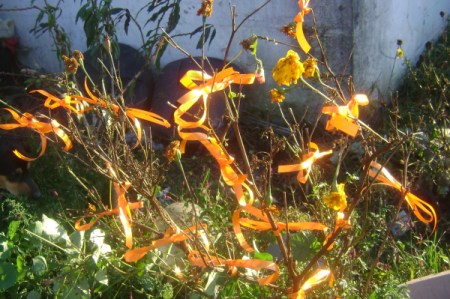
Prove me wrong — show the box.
[174,67,255,131]
[124,224,207,262]
[233,204,328,252]
[82,80,170,147]
[293,0,312,53]
[187,250,279,286]
[74,201,143,231]
[30,90,92,114]
[368,161,437,232]
[278,142,332,184]
[323,211,351,251]
[0,108,72,160]
[321,94,369,137]
[114,181,134,248]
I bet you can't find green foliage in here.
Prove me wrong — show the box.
[30,1,71,58]
[395,18,450,199]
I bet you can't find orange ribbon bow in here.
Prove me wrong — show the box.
[0,108,72,161]
[75,181,143,249]
[322,94,369,137]
[124,224,208,262]
[278,142,332,184]
[172,67,254,205]
[294,0,313,53]
[188,250,280,286]
[174,67,255,131]
[32,82,171,150]
[76,164,143,249]
[233,204,328,252]
[30,90,93,114]
[84,80,171,148]
[368,161,437,232]
[75,201,143,236]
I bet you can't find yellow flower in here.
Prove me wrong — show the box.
[269,88,285,103]
[62,55,79,74]
[280,23,297,39]
[396,47,404,59]
[303,57,317,78]
[164,140,181,162]
[272,50,304,86]
[72,50,84,62]
[197,0,214,17]
[323,183,347,211]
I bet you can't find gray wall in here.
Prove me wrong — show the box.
[1,0,449,111]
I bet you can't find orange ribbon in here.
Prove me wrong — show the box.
[322,94,369,137]
[368,161,437,232]
[293,0,312,53]
[188,250,279,286]
[288,268,331,299]
[75,201,143,231]
[30,90,93,114]
[32,83,171,149]
[75,181,143,249]
[75,163,143,249]
[323,211,351,251]
[233,204,328,252]
[278,142,332,184]
[124,224,208,262]
[85,81,171,148]
[173,68,255,206]
[174,67,255,131]
[0,108,72,161]
[44,80,171,149]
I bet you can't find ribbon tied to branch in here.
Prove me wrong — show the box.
[294,0,313,53]
[278,142,332,184]
[322,94,369,137]
[0,108,72,161]
[368,161,437,232]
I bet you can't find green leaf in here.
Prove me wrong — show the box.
[69,231,85,253]
[0,262,18,290]
[0,239,12,261]
[40,215,69,243]
[7,221,20,241]
[26,290,41,299]
[196,24,216,50]
[161,282,174,299]
[166,1,180,33]
[76,3,90,23]
[253,252,273,262]
[124,9,131,35]
[16,255,26,281]
[109,7,123,15]
[31,256,47,276]
[95,268,108,285]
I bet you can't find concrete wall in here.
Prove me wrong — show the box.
[1,0,449,110]
[353,0,450,101]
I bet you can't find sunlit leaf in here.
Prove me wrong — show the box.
[7,221,20,241]
[41,215,69,243]
[254,252,273,262]
[95,268,108,285]
[31,256,47,276]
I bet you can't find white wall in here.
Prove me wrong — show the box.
[1,0,449,106]
[0,0,298,73]
[353,0,450,100]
